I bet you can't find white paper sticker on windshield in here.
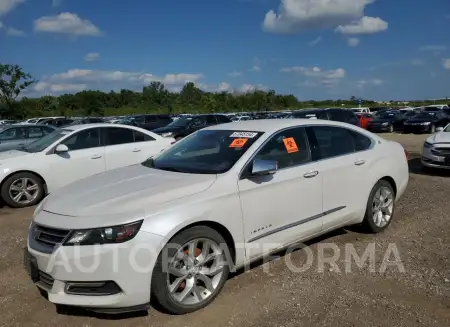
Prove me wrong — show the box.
[230,132,258,138]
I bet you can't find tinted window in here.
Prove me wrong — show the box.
[134,130,154,142]
[145,115,158,122]
[254,127,311,169]
[43,127,54,135]
[350,130,372,151]
[190,117,208,128]
[206,116,218,124]
[28,127,45,138]
[346,111,359,125]
[290,110,328,119]
[217,115,231,123]
[133,116,145,123]
[327,110,346,122]
[0,127,26,140]
[104,127,134,145]
[311,126,355,159]
[61,128,100,151]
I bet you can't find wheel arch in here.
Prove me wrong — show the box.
[0,170,48,194]
[378,176,397,196]
[164,220,237,264]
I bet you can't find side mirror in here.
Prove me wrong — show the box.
[55,144,69,153]
[436,127,444,132]
[250,159,278,176]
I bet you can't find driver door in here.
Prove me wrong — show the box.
[237,127,323,260]
[46,128,105,192]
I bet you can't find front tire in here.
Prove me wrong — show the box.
[0,172,45,208]
[362,180,395,233]
[151,226,230,314]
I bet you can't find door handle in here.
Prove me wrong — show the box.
[91,155,102,159]
[354,159,366,166]
[132,148,141,152]
[303,170,319,178]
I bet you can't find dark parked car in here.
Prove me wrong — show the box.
[367,111,403,133]
[67,117,105,126]
[152,114,232,140]
[0,124,56,151]
[287,108,360,126]
[40,118,74,128]
[129,114,172,130]
[403,111,450,133]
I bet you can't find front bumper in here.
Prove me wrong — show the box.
[403,124,430,133]
[367,124,391,132]
[421,147,450,169]
[26,226,166,311]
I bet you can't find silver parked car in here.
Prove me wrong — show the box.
[0,124,57,152]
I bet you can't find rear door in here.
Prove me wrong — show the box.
[307,125,374,230]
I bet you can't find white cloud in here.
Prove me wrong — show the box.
[34,12,102,36]
[217,82,232,92]
[32,69,205,95]
[262,0,375,34]
[52,0,62,7]
[84,52,99,61]
[281,65,345,88]
[6,26,25,36]
[357,79,384,88]
[250,65,261,72]
[228,71,242,77]
[347,37,360,46]
[237,83,268,93]
[443,59,450,70]
[308,36,322,46]
[335,16,388,35]
[0,0,24,16]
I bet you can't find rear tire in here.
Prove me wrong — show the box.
[0,172,45,208]
[362,180,395,233]
[151,226,230,314]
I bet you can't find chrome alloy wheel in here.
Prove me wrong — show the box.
[372,186,394,228]
[166,238,225,305]
[8,177,39,205]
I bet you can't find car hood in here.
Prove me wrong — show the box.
[0,149,32,161]
[39,164,217,219]
[427,132,450,145]
[152,126,185,134]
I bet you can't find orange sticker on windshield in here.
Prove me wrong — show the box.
[283,137,299,153]
[230,138,248,148]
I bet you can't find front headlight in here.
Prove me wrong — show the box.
[422,122,431,125]
[161,132,174,137]
[64,220,143,246]
[382,122,389,126]
[423,142,433,149]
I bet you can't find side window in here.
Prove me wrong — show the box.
[61,128,101,151]
[311,126,355,159]
[134,130,155,142]
[206,116,218,124]
[28,127,45,138]
[145,115,158,123]
[190,117,207,128]
[133,116,145,124]
[349,130,372,151]
[105,127,134,145]
[43,127,54,135]
[254,127,311,169]
[327,110,345,122]
[346,112,359,125]
[0,127,26,140]
[217,115,231,123]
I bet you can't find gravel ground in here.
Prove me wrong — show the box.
[0,133,449,327]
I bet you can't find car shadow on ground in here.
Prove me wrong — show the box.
[408,157,450,177]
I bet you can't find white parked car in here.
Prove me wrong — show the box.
[421,124,450,169]
[25,119,408,314]
[0,124,174,208]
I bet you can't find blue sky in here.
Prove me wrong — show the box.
[1,0,450,100]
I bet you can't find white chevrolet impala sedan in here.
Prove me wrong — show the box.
[26,119,409,314]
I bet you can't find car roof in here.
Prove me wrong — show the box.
[61,123,131,131]
[203,118,360,134]
[2,124,56,128]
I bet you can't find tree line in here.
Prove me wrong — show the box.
[0,64,447,119]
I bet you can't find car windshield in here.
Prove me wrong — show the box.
[166,117,193,127]
[143,130,264,174]
[413,113,435,119]
[20,128,73,153]
[288,111,325,119]
[443,108,450,115]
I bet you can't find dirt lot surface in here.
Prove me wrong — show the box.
[0,133,449,327]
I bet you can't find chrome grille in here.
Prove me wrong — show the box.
[431,148,450,156]
[33,224,70,248]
